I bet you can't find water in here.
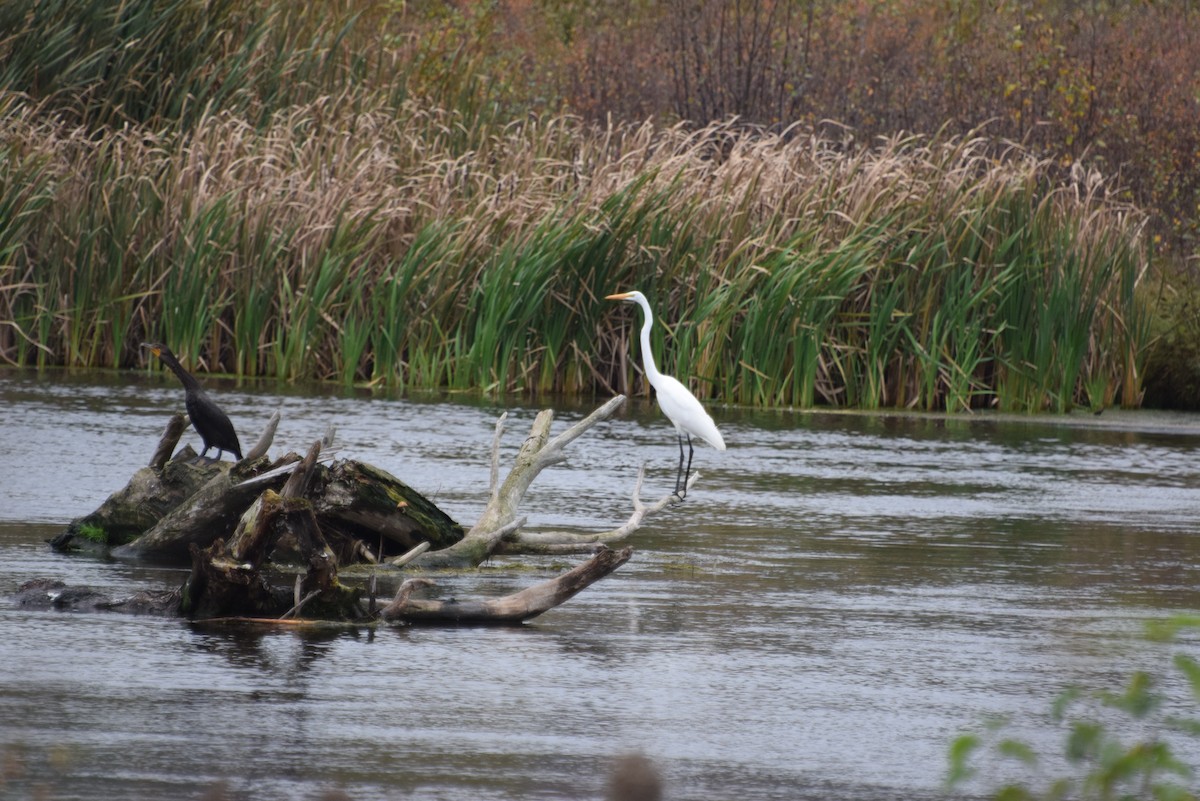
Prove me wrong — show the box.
[2,369,1199,800]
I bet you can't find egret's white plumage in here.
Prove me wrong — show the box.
[606,290,725,499]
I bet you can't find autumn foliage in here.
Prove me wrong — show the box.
[409,1,1198,256]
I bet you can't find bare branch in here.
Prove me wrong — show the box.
[387,541,430,567]
[281,589,322,620]
[489,412,507,503]
[149,413,188,469]
[242,411,280,462]
[496,464,699,555]
[409,398,625,568]
[380,578,437,617]
[280,439,322,499]
[380,546,633,624]
[536,395,626,470]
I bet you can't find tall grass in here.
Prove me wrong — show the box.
[0,1,1151,411]
[0,0,402,131]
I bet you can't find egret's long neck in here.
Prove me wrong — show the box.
[637,302,663,385]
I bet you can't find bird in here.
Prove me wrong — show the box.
[606,290,725,500]
[142,343,243,462]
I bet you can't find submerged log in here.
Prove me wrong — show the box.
[380,545,634,624]
[10,578,179,616]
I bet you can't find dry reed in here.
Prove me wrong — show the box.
[0,97,1149,410]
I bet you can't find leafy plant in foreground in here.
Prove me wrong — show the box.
[948,617,1200,800]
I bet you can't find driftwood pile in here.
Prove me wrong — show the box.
[31,396,694,626]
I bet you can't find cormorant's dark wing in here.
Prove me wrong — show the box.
[186,389,242,459]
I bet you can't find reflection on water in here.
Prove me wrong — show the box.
[2,370,1200,800]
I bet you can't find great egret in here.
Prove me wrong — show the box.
[143,343,243,462]
[606,290,725,499]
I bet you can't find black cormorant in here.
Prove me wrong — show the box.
[143,343,243,461]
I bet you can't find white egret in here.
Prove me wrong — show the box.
[606,290,725,500]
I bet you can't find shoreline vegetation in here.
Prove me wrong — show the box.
[0,0,1172,412]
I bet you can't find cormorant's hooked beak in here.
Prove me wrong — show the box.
[141,342,163,358]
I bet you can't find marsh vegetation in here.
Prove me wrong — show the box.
[0,0,1180,411]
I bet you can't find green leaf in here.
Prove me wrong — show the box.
[996,784,1035,801]
[1052,687,1083,721]
[998,738,1038,766]
[1145,615,1200,643]
[946,734,980,786]
[1175,654,1200,702]
[1101,671,1159,719]
[1066,721,1104,762]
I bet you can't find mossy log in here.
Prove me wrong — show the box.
[52,413,211,550]
[307,460,464,562]
[54,411,464,567]
[108,457,462,566]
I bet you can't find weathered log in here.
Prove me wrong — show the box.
[409,396,626,568]
[110,456,289,563]
[309,461,464,560]
[179,442,364,620]
[380,545,633,624]
[52,413,203,550]
[53,412,279,554]
[75,410,461,565]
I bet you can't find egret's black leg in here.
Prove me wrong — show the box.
[673,432,687,500]
[683,435,695,495]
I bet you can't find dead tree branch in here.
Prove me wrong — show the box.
[496,464,699,555]
[408,396,626,568]
[149,413,188,470]
[379,545,633,624]
[241,410,280,462]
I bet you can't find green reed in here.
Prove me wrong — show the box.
[0,86,1150,411]
[0,0,402,132]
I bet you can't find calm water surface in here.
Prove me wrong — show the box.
[2,370,1199,801]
